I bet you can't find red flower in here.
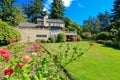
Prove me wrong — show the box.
[17,63,24,68]
[33,45,41,50]
[90,43,94,46]
[4,68,14,76]
[18,38,22,41]
[23,56,31,62]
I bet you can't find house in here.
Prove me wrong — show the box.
[16,14,77,42]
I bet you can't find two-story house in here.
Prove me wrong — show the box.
[17,14,77,42]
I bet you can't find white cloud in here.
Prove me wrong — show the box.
[44,0,74,10]
[62,0,73,7]
[78,3,84,8]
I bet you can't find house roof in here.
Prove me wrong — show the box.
[37,18,64,23]
[18,22,39,28]
[47,19,64,23]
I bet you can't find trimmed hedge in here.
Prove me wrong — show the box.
[0,19,21,45]
[96,40,120,49]
[57,33,66,42]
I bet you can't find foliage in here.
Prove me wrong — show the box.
[14,6,28,25]
[0,19,21,45]
[95,31,111,40]
[45,42,120,80]
[112,0,120,21]
[97,11,111,31]
[96,40,120,49]
[64,17,81,35]
[57,33,66,42]
[77,35,82,41]
[81,32,93,39]
[0,0,27,26]
[35,39,46,44]
[51,0,64,19]
[48,36,56,43]
[24,0,43,23]
[0,43,67,79]
[0,0,17,25]
[82,16,101,34]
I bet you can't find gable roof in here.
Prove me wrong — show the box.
[47,19,64,23]
[37,18,64,23]
[18,22,39,28]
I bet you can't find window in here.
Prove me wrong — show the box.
[39,22,44,26]
[36,35,47,38]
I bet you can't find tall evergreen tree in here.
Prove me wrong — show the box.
[97,11,111,31]
[24,0,43,23]
[51,0,64,19]
[112,0,120,21]
[0,0,17,25]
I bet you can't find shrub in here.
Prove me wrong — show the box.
[96,40,120,49]
[0,19,21,45]
[81,32,93,39]
[35,39,41,44]
[77,35,82,41]
[40,39,46,43]
[95,32,111,40]
[48,36,56,43]
[57,33,66,42]
[35,39,46,44]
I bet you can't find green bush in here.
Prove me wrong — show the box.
[96,40,120,49]
[57,33,66,42]
[35,39,46,44]
[0,19,21,45]
[95,32,111,40]
[48,36,56,43]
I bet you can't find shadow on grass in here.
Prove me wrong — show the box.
[101,44,120,50]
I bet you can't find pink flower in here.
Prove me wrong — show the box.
[0,49,11,59]
[33,45,41,50]
[23,56,31,62]
[2,53,10,59]
[17,63,24,69]
[4,68,14,76]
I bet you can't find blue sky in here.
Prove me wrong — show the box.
[16,0,115,25]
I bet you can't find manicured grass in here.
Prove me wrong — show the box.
[44,42,120,80]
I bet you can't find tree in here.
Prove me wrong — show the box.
[112,0,120,21]
[83,16,101,34]
[14,5,28,25]
[51,0,64,19]
[97,11,111,31]
[24,0,43,23]
[0,0,17,25]
[64,17,81,35]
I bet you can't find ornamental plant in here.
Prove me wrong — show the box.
[0,39,94,79]
[0,19,21,45]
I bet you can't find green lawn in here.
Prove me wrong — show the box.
[44,42,120,80]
